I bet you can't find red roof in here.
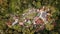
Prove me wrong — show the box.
[35,18,44,25]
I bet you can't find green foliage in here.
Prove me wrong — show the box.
[45,23,54,31]
[0,0,60,34]
[36,2,41,8]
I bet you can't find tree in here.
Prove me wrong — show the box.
[0,0,60,34]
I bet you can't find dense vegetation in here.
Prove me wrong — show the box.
[0,0,60,34]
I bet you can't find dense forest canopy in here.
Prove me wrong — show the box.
[0,0,60,34]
